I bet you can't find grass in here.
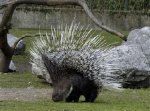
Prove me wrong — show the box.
[0,72,50,88]
[0,88,150,111]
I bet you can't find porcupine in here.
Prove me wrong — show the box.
[29,21,122,102]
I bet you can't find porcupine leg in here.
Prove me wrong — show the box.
[66,93,80,102]
[85,90,98,102]
[73,94,80,102]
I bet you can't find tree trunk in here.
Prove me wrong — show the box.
[0,49,11,72]
[0,29,13,72]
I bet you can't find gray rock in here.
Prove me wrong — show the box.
[31,59,52,84]
[122,68,150,88]
[105,26,150,88]
[125,27,150,62]
[105,44,150,72]
[9,61,16,72]
[7,34,26,55]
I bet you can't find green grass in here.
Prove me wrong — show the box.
[12,54,30,62]
[0,72,50,88]
[0,89,150,111]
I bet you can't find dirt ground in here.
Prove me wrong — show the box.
[0,88,52,101]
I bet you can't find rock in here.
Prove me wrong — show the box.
[7,34,26,55]
[31,62,52,84]
[8,61,16,72]
[105,44,150,72]
[105,26,150,88]
[122,68,150,88]
[125,26,150,63]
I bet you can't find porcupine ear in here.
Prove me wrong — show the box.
[42,54,59,82]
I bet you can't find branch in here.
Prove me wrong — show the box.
[0,0,126,41]
[78,0,126,40]
[12,33,50,51]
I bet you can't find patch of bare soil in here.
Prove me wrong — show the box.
[0,88,52,101]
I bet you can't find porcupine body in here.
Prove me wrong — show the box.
[30,22,122,102]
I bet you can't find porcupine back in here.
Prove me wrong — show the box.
[29,21,122,89]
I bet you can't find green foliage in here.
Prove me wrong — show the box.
[86,0,149,11]
[87,0,123,10]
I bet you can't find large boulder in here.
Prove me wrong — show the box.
[105,27,150,88]
[125,27,150,63]
[31,59,52,84]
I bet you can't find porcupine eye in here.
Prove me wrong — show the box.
[52,78,72,102]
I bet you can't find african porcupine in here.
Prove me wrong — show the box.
[30,21,122,102]
[42,54,100,102]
